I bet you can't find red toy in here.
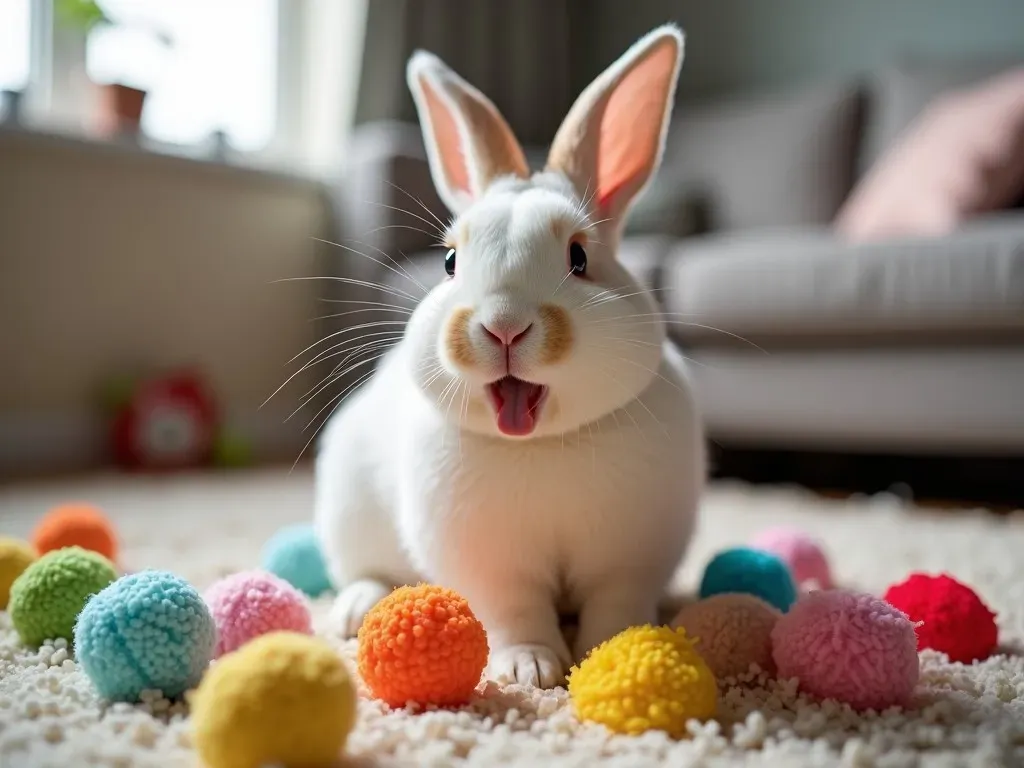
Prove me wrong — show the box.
[109,370,219,471]
[883,573,998,663]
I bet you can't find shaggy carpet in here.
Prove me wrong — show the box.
[1,469,1023,768]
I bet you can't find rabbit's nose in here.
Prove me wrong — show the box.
[481,318,533,348]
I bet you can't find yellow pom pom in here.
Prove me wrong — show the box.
[567,625,717,738]
[0,537,35,609]
[189,632,356,768]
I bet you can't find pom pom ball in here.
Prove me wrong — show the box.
[771,589,919,711]
[204,569,313,657]
[74,570,216,702]
[883,572,997,663]
[568,625,717,737]
[0,537,36,609]
[32,502,118,562]
[358,583,488,707]
[9,547,118,645]
[190,631,356,768]
[261,524,331,598]
[749,527,833,589]
[699,547,798,612]
[671,593,781,679]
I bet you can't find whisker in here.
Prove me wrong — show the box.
[289,366,373,474]
[438,377,462,450]
[383,179,448,233]
[551,268,575,298]
[363,199,448,242]
[292,354,385,422]
[363,223,439,240]
[600,336,661,348]
[310,306,413,323]
[262,329,403,410]
[458,380,469,465]
[313,237,428,298]
[306,338,399,401]
[315,297,415,310]
[591,315,769,354]
[587,340,716,371]
[299,331,404,379]
[272,275,419,305]
[593,352,690,394]
[580,286,674,310]
[423,367,449,390]
[592,365,661,443]
[345,237,431,297]
[288,320,408,365]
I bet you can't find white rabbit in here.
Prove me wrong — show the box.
[314,24,705,688]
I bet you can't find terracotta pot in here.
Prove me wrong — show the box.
[91,82,148,139]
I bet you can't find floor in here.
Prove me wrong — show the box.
[1,468,1024,767]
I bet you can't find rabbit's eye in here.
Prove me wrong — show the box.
[444,248,457,277]
[569,242,587,276]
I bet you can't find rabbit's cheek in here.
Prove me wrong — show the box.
[538,304,574,366]
[441,306,478,371]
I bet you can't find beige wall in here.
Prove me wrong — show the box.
[0,129,336,475]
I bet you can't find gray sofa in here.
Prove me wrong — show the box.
[332,61,1024,457]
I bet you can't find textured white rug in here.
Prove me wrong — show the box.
[1,469,1024,768]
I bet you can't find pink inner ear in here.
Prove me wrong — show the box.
[597,41,678,213]
[420,76,472,197]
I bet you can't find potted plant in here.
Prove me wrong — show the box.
[54,0,172,139]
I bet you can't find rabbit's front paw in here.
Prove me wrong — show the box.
[328,578,392,638]
[488,643,567,688]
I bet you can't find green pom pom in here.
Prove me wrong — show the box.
[9,547,118,646]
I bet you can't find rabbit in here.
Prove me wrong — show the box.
[314,24,705,689]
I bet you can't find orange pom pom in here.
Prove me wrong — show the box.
[32,503,118,563]
[357,584,488,708]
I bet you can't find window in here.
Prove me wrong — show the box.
[86,0,278,151]
[0,0,32,93]
[1,0,366,173]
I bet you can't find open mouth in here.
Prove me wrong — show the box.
[486,376,548,437]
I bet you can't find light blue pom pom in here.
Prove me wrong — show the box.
[261,524,332,598]
[74,571,216,702]
[699,547,798,612]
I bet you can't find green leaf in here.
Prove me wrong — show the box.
[54,0,112,32]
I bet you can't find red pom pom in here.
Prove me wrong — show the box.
[883,573,997,663]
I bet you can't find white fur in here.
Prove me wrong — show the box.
[314,24,704,689]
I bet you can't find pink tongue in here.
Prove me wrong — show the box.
[496,378,541,436]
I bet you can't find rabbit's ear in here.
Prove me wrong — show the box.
[546,25,683,225]
[407,52,529,214]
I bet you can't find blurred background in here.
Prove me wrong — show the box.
[1,0,1023,505]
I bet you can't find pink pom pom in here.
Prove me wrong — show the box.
[771,590,919,711]
[204,570,313,658]
[750,527,833,589]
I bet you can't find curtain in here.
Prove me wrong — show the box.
[353,0,577,147]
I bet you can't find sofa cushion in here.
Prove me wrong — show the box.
[660,216,1024,347]
[836,68,1024,242]
[657,82,863,231]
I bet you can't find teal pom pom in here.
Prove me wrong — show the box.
[261,524,332,598]
[699,547,798,612]
[74,571,216,702]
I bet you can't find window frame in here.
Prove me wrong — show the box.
[13,0,304,168]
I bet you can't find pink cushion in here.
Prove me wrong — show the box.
[836,68,1024,241]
